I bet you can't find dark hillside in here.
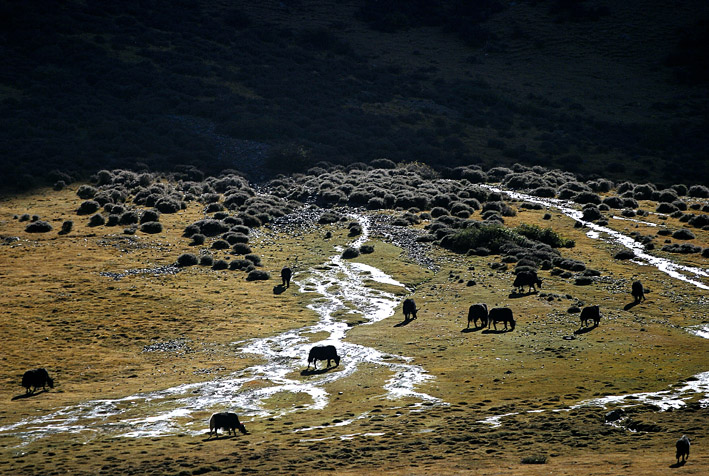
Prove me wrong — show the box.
[1,0,708,190]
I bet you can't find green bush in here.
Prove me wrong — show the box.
[515,224,575,248]
[446,224,525,254]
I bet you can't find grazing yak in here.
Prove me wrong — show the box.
[209,412,248,438]
[307,345,340,370]
[467,303,488,329]
[281,266,292,288]
[631,280,645,303]
[676,435,690,464]
[488,307,515,331]
[580,305,601,327]
[21,368,54,394]
[513,270,542,293]
[402,298,418,320]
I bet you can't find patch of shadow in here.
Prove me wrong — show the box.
[11,389,48,400]
[573,326,597,335]
[394,317,416,327]
[273,284,286,295]
[300,367,336,376]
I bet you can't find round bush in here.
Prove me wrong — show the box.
[212,259,229,270]
[613,249,635,260]
[688,185,709,198]
[119,211,139,225]
[672,229,696,240]
[232,243,252,255]
[246,270,270,281]
[77,200,100,215]
[244,253,262,266]
[581,206,602,221]
[360,244,375,254]
[656,202,679,214]
[76,185,97,199]
[211,239,231,250]
[88,213,106,227]
[140,221,163,234]
[25,220,53,233]
[140,209,160,224]
[199,255,214,267]
[342,247,360,259]
[190,233,206,245]
[59,220,73,235]
[176,253,199,267]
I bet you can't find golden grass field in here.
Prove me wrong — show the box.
[0,183,708,475]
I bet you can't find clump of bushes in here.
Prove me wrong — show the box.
[662,243,702,254]
[515,224,574,248]
[25,220,53,233]
[229,259,254,271]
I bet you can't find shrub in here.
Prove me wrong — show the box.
[342,247,360,259]
[88,213,106,227]
[190,234,206,245]
[232,243,252,255]
[688,214,709,228]
[662,243,702,254]
[199,255,214,267]
[212,259,229,270]
[211,239,231,250]
[77,200,100,215]
[119,211,139,225]
[76,185,97,199]
[688,185,709,198]
[348,223,363,236]
[155,197,181,213]
[521,455,547,465]
[58,220,73,235]
[177,253,199,267]
[581,206,602,221]
[318,211,341,224]
[140,221,163,234]
[25,220,53,233]
[360,244,375,254]
[140,209,160,224]
[199,219,230,237]
[515,224,574,248]
[573,192,601,205]
[656,202,679,214]
[614,250,635,260]
[672,229,696,240]
[602,196,624,209]
[246,270,270,281]
[229,259,253,271]
[244,253,262,266]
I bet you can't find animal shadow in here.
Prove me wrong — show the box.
[461,325,485,333]
[394,317,416,327]
[273,284,286,295]
[669,461,686,468]
[11,389,47,401]
[508,291,534,299]
[573,325,597,335]
[623,301,639,311]
[482,328,509,335]
[300,367,334,376]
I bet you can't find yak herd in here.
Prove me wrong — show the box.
[17,268,687,462]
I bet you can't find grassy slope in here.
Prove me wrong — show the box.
[0,184,708,475]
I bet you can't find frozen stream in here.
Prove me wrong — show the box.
[482,185,709,290]
[0,214,440,444]
[477,185,709,428]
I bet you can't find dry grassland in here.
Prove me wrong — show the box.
[0,185,707,475]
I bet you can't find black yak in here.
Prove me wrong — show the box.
[402,298,418,320]
[513,270,542,293]
[580,305,601,327]
[21,368,54,394]
[281,266,292,288]
[209,412,248,438]
[467,303,488,329]
[488,307,515,331]
[631,280,645,303]
[676,435,690,464]
[307,345,340,370]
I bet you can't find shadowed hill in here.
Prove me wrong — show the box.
[1,0,707,191]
